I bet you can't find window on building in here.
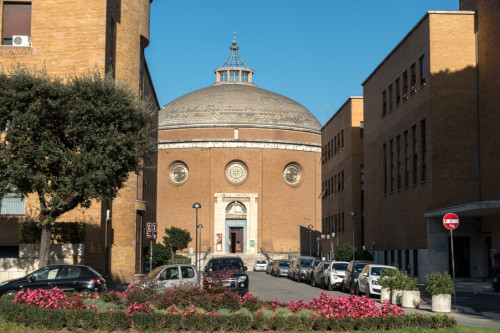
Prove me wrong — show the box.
[241,71,248,82]
[382,90,387,116]
[335,215,338,233]
[390,140,394,192]
[410,63,416,93]
[383,144,387,194]
[360,121,364,139]
[413,249,419,276]
[2,2,31,45]
[419,55,426,86]
[341,170,344,191]
[337,133,340,152]
[229,70,239,81]
[330,139,333,156]
[403,71,408,100]
[397,135,401,190]
[341,130,344,149]
[0,193,25,215]
[327,141,330,160]
[388,84,393,111]
[412,125,418,184]
[404,130,409,187]
[384,251,388,265]
[341,212,344,232]
[395,78,401,105]
[334,137,337,155]
[330,176,333,194]
[220,71,228,81]
[421,119,427,181]
[334,174,337,194]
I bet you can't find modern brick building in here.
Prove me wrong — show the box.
[157,39,322,260]
[320,97,364,259]
[0,0,158,283]
[361,2,499,281]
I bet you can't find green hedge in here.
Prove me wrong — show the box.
[19,222,86,244]
[0,296,457,332]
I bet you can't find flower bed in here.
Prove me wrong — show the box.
[0,284,457,332]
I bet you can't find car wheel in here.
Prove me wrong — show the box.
[311,278,316,287]
[327,278,333,291]
[321,278,325,290]
[4,290,18,297]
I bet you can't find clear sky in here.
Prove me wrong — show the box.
[146,0,458,125]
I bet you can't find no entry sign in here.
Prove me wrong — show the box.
[443,213,459,230]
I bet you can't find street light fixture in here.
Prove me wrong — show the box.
[192,203,201,272]
[197,224,203,274]
[308,224,313,256]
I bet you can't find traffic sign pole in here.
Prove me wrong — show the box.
[450,228,456,305]
[443,213,459,305]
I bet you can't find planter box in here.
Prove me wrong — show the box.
[380,287,390,303]
[431,294,451,313]
[401,290,420,309]
[390,289,403,306]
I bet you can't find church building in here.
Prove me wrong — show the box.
[157,39,322,261]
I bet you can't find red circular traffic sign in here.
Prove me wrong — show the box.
[443,213,459,230]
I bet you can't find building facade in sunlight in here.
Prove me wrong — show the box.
[0,0,158,283]
[157,39,322,259]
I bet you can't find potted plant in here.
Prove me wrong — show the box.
[378,268,397,303]
[425,272,455,313]
[401,275,420,309]
[389,270,407,306]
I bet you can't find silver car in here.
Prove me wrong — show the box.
[141,264,199,289]
[357,264,396,297]
[324,261,349,290]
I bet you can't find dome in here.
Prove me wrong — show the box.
[159,84,321,133]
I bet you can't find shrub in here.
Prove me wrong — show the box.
[240,292,263,311]
[80,309,98,331]
[65,309,81,331]
[379,268,398,290]
[164,313,182,331]
[228,312,252,331]
[252,313,267,331]
[425,271,455,295]
[98,310,128,331]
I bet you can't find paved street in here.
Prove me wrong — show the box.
[247,271,500,329]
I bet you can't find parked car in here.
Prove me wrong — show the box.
[290,256,316,282]
[311,261,331,289]
[287,260,297,279]
[357,264,396,297]
[272,260,291,277]
[253,260,267,272]
[266,260,274,274]
[306,259,324,284]
[203,256,249,295]
[140,264,199,289]
[0,264,107,297]
[342,260,375,293]
[324,261,349,290]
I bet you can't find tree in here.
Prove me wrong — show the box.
[143,243,171,273]
[0,66,156,268]
[162,226,192,263]
[334,243,374,262]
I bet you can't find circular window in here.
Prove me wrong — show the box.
[170,162,188,183]
[226,161,247,183]
[283,163,301,185]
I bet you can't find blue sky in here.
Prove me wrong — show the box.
[146,0,458,125]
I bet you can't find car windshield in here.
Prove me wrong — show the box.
[300,259,313,267]
[312,261,321,268]
[332,263,348,270]
[210,259,243,271]
[324,262,331,269]
[144,266,165,279]
[371,267,393,276]
[279,261,290,267]
[354,263,367,272]
[256,260,266,264]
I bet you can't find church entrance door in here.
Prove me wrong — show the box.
[229,227,243,253]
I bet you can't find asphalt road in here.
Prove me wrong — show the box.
[247,271,500,329]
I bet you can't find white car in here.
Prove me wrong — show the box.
[357,264,396,297]
[139,264,200,289]
[324,261,349,290]
[253,260,267,272]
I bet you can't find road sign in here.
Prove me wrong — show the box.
[146,221,157,239]
[443,213,459,230]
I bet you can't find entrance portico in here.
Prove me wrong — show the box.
[214,193,258,254]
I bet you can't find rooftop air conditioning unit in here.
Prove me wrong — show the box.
[12,35,30,47]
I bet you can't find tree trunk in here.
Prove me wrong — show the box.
[38,224,52,268]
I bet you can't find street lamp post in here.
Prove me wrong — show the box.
[307,224,313,256]
[192,203,201,271]
[197,224,203,274]
[350,211,357,263]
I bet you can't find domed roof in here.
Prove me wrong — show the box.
[159,36,321,133]
[159,84,321,133]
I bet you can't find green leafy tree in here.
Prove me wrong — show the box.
[143,243,171,273]
[334,243,374,261]
[0,66,155,268]
[162,226,192,263]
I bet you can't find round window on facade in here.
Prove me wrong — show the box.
[226,161,247,184]
[170,162,189,184]
[283,163,301,185]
